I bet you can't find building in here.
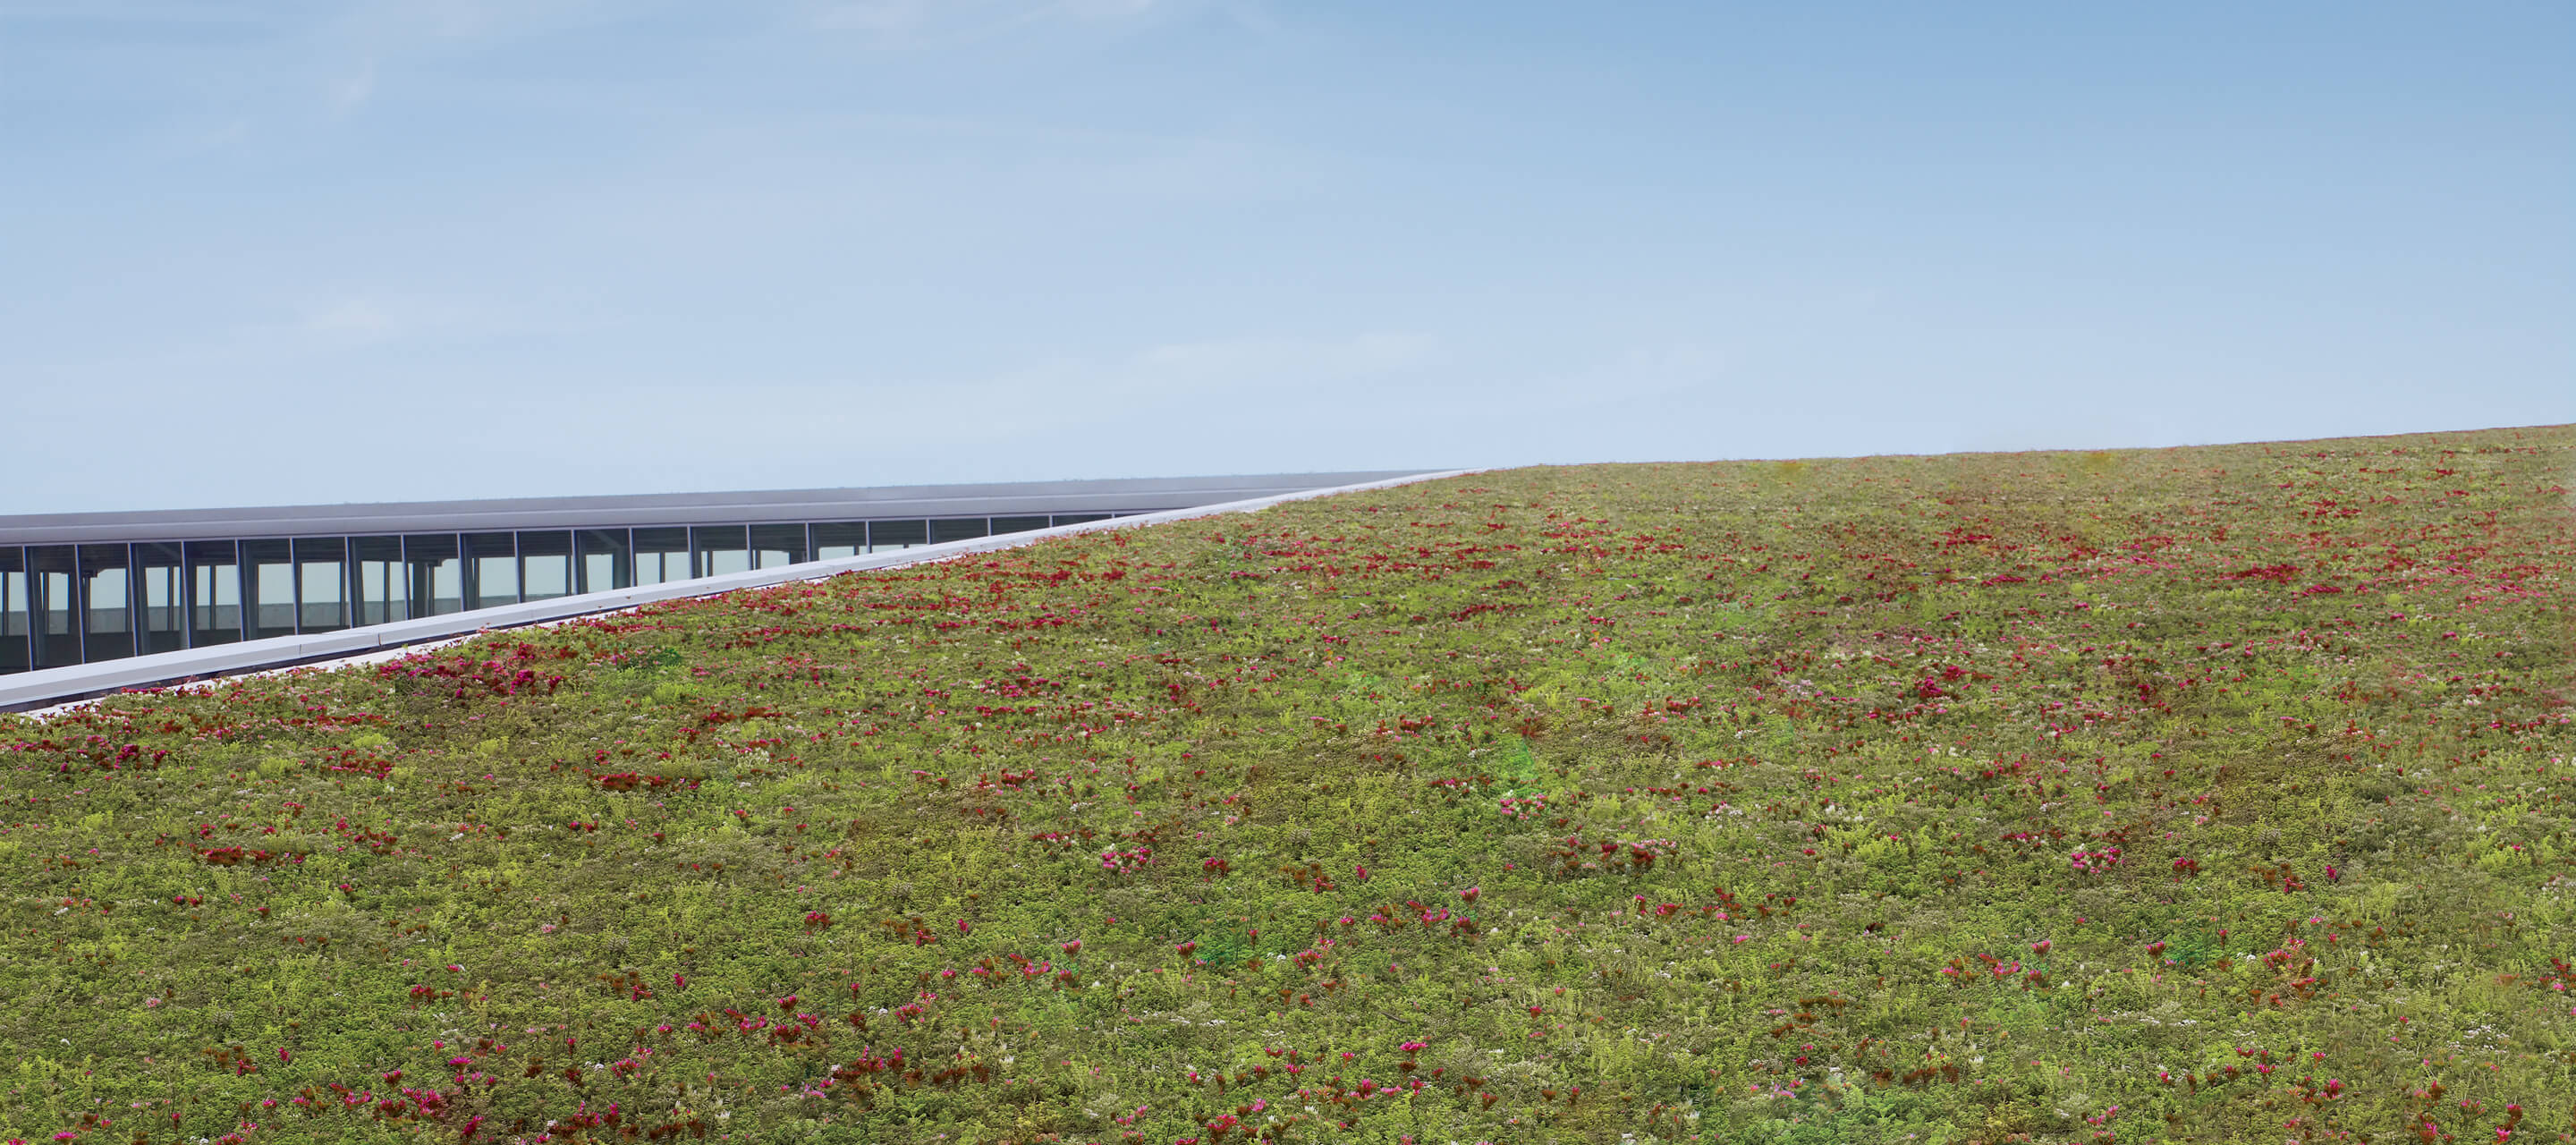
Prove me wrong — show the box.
[0,472,1419,674]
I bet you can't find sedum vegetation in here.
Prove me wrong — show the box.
[4,426,2574,1145]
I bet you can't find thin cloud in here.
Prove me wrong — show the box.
[809,0,919,31]
[1057,0,1157,19]
[301,298,402,338]
[0,2,280,26]
[330,57,376,113]
[806,0,1186,44]
[254,294,502,352]
[1130,333,1445,389]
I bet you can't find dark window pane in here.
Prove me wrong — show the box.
[405,535,463,616]
[29,547,79,667]
[810,522,866,560]
[80,545,134,661]
[750,523,806,569]
[991,515,1050,535]
[634,527,691,584]
[464,532,517,608]
[1050,513,1110,527]
[868,520,926,552]
[0,547,27,674]
[353,537,406,625]
[135,542,184,654]
[519,530,572,601]
[293,538,347,632]
[185,540,242,646]
[243,539,294,640]
[693,525,749,576]
[930,518,988,544]
[576,530,631,592]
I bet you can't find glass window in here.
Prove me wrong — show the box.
[351,537,405,625]
[1051,513,1110,527]
[0,547,27,674]
[186,541,242,646]
[930,518,989,545]
[576,530,631,593]
[750,523,806,569]
[135,542,184,655]
[867,520,927,553]
[243,539,295,640]
[405,535,463,616]
[810,522,866,561]
[25,547,76,667]
[693,525,749,576]
[293,538,348,632]
[520,530,572,602]
[633,527,691,585]
[991,515,1050,535]
[464,532,517,609]
[79,545,134,661]
[29,547,79,667]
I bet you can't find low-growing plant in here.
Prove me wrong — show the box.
[1,426,2572,1144]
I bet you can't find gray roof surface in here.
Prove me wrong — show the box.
[0,471,1429,546]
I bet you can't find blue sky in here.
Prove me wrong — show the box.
[4,1,2567,513]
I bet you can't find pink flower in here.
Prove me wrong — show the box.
[1460,886,1480,903]
[1062,939,1082,954]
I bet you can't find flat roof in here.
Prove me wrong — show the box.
[0,471,1431,547]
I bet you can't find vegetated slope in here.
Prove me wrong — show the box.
[4,428,2573,1145]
